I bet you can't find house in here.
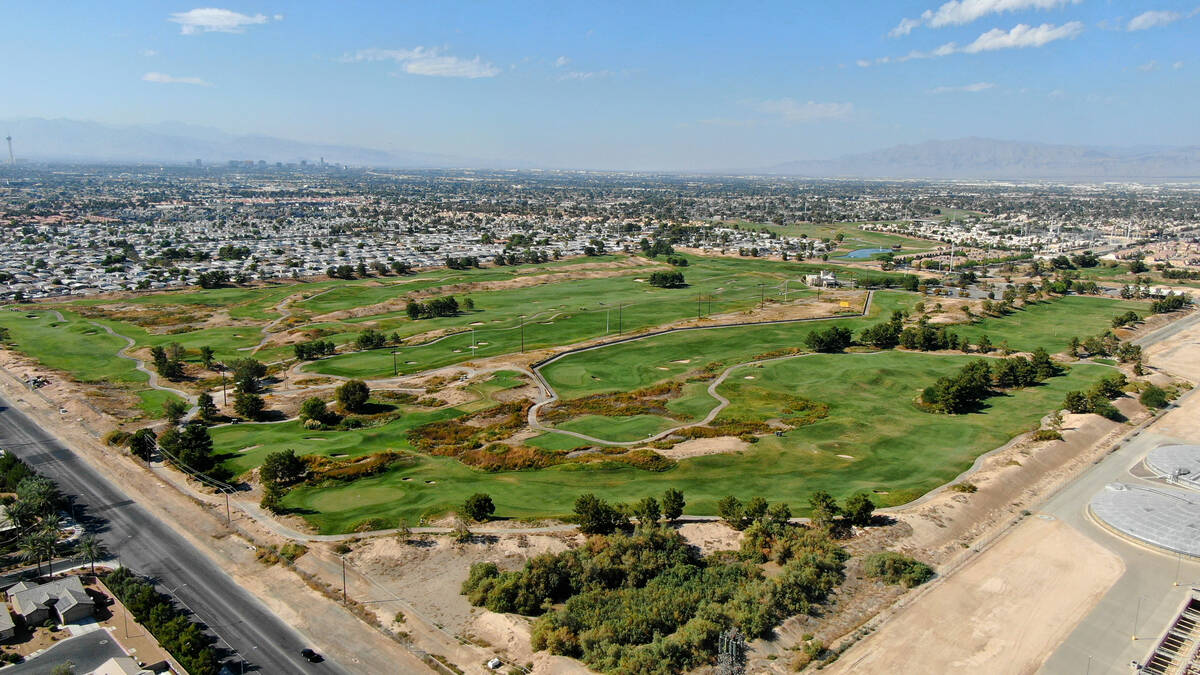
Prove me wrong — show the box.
[9,576,95,625]
[804,270,839,288]
[0,607,14,640]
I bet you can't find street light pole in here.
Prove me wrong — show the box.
[391,350,397,377]
[618,304,623,336]
[341,556,348,605]
[519,315,526,353]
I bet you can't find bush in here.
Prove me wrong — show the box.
[648,270,685,288]
[1032,429,1064,441]
[805,326,852,353]
[463,493,496,522]
[949,482,977,493]
[1140,385,1169,409]
[863,552,935,588]
[336,379,371,413]
[102,568,220,674]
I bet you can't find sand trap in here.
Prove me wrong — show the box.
[470,322,485,326]
[452,349,463,353]
[477,341,489,345]
[424,480,437,485]
[671,359,692,364]
[656,367,669,371]
[331,453,348,458]
[406,360,416,364]
[659,436,750,460]
[401,477,412,481]
[836,454,854,459]
[238,444,261,453]
[744,375,756,380]
[303,437,328,441]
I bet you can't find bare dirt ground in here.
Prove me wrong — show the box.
[823,518,1124,675]
[658,435,749,460]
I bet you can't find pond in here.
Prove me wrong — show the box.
[843,247,892,259]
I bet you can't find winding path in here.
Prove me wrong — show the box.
[525,290,874,445]
[87,321,197,408]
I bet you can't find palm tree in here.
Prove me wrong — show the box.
[19,532,43,575]
[34,528,57,577]
[77,535,105,576]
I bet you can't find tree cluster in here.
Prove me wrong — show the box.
[647,270,685,288]
[1151,293,1191,314]
[804,325,852,353]
[1062,372,1127,420]
[293,339,336,360]
[463,524,846,674]
[103,568,220,675]
[405,296,460,319]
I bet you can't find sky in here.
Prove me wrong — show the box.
[3,1,1198,170]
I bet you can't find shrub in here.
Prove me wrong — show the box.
[863,552,935,588]
[463,493,496,522]
[949,482,977,493]
[336,379,371,413]
[1140,385,1168,409]
[1032,429,1064,441]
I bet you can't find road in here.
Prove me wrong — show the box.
[4,631,125,675]
[1038,425,1200,674]
[0,395,349,675]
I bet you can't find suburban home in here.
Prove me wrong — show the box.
[89,656,157,675]
[8,576,95,625]
[0,607,14,640]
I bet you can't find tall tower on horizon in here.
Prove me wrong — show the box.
[4,135,12,165]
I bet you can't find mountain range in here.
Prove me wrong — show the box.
[766,137,1200,181]
[3,118,1199,180]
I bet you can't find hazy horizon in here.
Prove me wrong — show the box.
[4,1,1199,170]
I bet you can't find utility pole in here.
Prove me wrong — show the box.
[1132,596,1142,640]
[342,556,348,605]
[224,490,231,524]
[759,282,765,310]
[618,304,623,336]
[219,366,228,405]
[697,294,702,321]
[391,350,398,377]
[519,315,526,353]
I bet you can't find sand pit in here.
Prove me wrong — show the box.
[744,375,755,380]
[659,436,749,460]
[656,366,669,370]
[836,454,854,459]
[826,517,1123,675]
[671,359,692,364]
[675,521,742,555]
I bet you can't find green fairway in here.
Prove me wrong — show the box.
[729,220,942,256]
[0,310,147,384]
[281,351,1110,533]
[953,295,1150,352]
[212,405,467,476]
[298,254,882,379]
[540,290,916,400]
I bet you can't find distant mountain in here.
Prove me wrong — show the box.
[0,117,516,168]
[768,138,1200,181]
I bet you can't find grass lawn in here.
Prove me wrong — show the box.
[730,220,942,256]
[281,350,1111,533]
[299,254,876,379]
[953,295,1150,353]
[213,405,467,476]
[0,309,147,384]
[540,290,916,400]
[556,414,679,442]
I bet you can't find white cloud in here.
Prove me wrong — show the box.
[754,99,854,123]
[1048,88,1066,99]
[142,71,212,86]
[345,47,500,78]
[554,56,570,68]
[1127,10,1182,31]
[930,81,996,93]
[168,8,276,34]
[856,59,872,68]
[140,49,158,57]
[558,70,612,81]
[960,21,1083,52]
[1174,60,1185,69]
[1137,60,1159,72]
[891,0,1079,36]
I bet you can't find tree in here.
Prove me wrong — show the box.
[229,357,267,393]
[843,494,875,527]
[717,495,746,530]
[336,379,370,413]
[298,397,329,424]
[766,501,792,528]
[631,496,661,527]
[743,496,768,524]
[78,534,105,575]
[196,392,218,421]
[463,493,496,522]
[172,422,215,473]
[234,391,265,420]
[198,346,215,369]
[805,326,852,353]
[1140,385,1168,409]
[129,428,157,462]
[661,488,685,520]
[260,482,284,514]
[808,491,841,530]
[573,493,626,534]
[260,449,305,486]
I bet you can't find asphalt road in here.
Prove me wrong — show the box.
[0,395,348,674]
[5,631,125,674]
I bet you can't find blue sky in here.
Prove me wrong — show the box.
[4,1,1198,169]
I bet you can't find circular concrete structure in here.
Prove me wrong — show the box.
[1090,483,1200,557]
[1146,444,1200,490]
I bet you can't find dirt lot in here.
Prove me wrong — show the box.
[824,517,1124,675]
